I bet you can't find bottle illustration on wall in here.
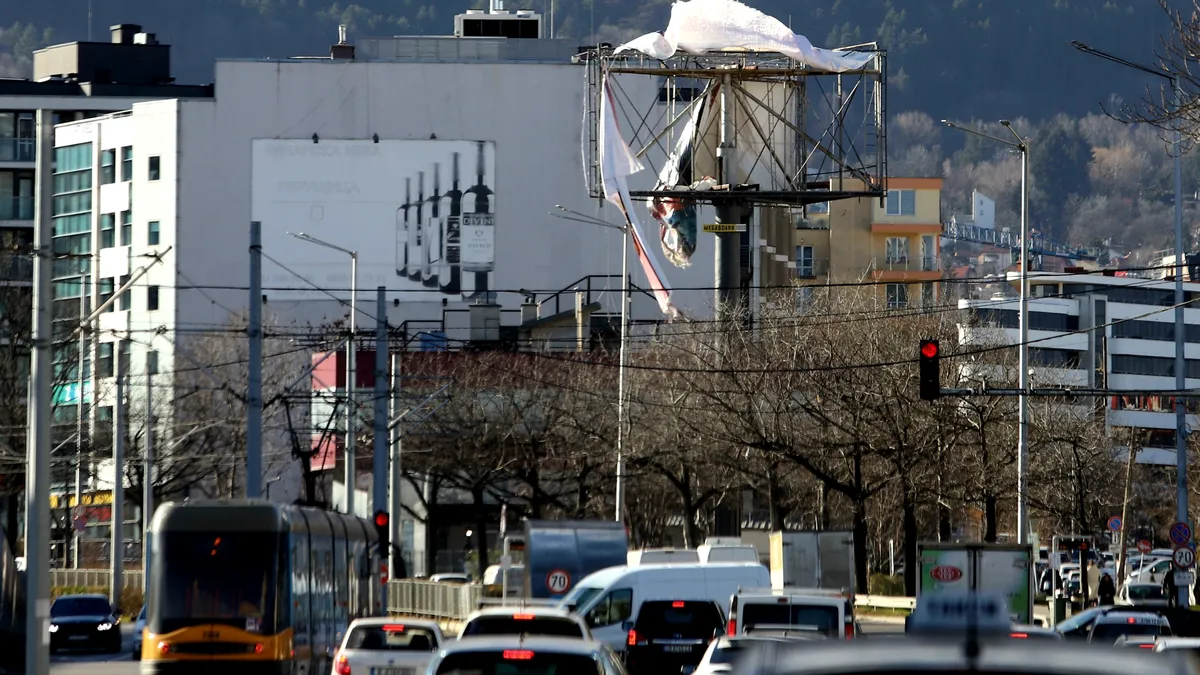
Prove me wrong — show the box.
[439,152,463,295]
[461,140,494,296]
[422,163,442,288]
[395,177,412,278]
[406,171,425,283]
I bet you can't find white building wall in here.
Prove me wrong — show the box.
[158,59,704,334]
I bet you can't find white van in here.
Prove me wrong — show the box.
[697,540,759,564]
[559,562,770,652]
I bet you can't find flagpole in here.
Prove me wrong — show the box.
[614,222,629,523]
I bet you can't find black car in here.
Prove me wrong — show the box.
[49,594,122,654]
[625,600,725,675]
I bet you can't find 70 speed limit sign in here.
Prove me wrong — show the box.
[1174,546,1196,570]
[546,569,572,594]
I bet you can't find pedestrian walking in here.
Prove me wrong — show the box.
[1163,562,1180,608]
[1098,571,1116,607]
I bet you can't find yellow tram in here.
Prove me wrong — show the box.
[141,500,384,675]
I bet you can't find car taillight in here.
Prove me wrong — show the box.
[1139,644,1155,649]
[727,619,736,635]
[627,629,638,646]
[1010,632,1028,639]
[844,623,854,639]
[503,650,535,660]
[158,642,172,655]
[335,652,351,675]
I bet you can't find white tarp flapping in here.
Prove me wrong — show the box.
[615,0,876,72]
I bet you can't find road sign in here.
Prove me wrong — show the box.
[1172,522,1193,547]
[380,563,389,584]
[72,516,86,533]
[546,569,572,594]
[1138,540,1152,554]
[1174,547,1196,570]
[702,223,747,233]
[1107,516,1122,532]
[1176,571,1196,586]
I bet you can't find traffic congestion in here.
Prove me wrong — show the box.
[12,501,1200,675]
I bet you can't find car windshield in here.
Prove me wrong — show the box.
[51,597,111,618]
[348,624,438,651]
[710,642,756,665]
[562,586,602,611]
[153,531,279,634]
[434,651,602,675]
[1092,622,1168,643]
[1128,586,1166,601]
[741,604,839,636]
[1056,606,1103,633]
[461,616,583,638]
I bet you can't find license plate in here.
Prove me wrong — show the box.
[372,668,414,675]
[68,635,88,641]
[663,646,692,653]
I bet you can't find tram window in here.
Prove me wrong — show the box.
[159,532,277,633]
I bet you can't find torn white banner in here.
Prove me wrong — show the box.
[598,75,679,317]
[616,0,876,73]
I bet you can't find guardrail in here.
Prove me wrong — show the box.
[51,569,143,590]
[387,580,483,620]
[855,595,915,611]
[385,581,916,620]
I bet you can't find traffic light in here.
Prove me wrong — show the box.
[373,510,390,559]
[918,339,941,401]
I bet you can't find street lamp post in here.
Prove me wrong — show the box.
[550,206,629,522]
[289,231,358,515]
[942,119,1031,546]
[1071,41,1188,607]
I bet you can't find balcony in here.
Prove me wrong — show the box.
[0,253,32,283]
[880,256,940,272]
[794,257,829,279]
[0,196,33,221]
[0,138,35,163]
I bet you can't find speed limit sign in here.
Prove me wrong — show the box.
[546,569,572,594]
[1174,546,1196,570]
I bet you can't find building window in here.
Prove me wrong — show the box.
[147,285,159,311]
[146,350,158,375]
[120,210,132,246]
[148,220,160,246]
[118,339,131,376]
[921,281,935,308]
[119,274,130,311]
[148,156,161,181]
[886,283,908,309]
[100,149,116,185]
[97,343,114,377]
[795,245,815,278]
[98,277,114,312]
[885,189,917,216]
[885,237,909,264]
[120,146,133,182]
[99,213,115,249]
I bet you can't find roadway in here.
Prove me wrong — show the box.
[45,620,906,675]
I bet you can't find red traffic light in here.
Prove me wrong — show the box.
[374,511,389,528]
[920,341,939,359]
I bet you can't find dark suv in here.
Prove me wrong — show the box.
[625,600,725,675]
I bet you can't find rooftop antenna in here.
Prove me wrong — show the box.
[337,24,347,44]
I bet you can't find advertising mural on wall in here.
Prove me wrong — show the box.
[251,139,497,300]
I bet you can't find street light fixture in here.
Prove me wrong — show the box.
[1071,40,1188,608]
[942,118,1031,546]
[288,231,359,515]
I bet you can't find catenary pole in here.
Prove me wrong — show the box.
[110,375,124,608]
[142,370,154,599]
[247,221,263,499]
[25,107,53,675]
[373,287,388,518]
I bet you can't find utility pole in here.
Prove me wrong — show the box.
[246,221,263,499]
[714,75,743,323]
[345,255,358,514]
[25,107,53,675]
[614,224,629,523]
[142,371,153,599]
[372,287,388,517]
[388,352,402,578]
[111,375,125,609]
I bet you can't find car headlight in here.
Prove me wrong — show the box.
[97,623,113,631]
[48,624,58,633]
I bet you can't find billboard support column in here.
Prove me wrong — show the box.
[372,287,388,518]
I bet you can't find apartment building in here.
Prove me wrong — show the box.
[959,271,1200,466]
[795,177,943,309]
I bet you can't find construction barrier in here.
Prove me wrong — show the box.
[51,569,143,590]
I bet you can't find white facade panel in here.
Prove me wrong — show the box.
[1108,409,1198,431]
[97,246,130,280]
[98,181,130,213]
